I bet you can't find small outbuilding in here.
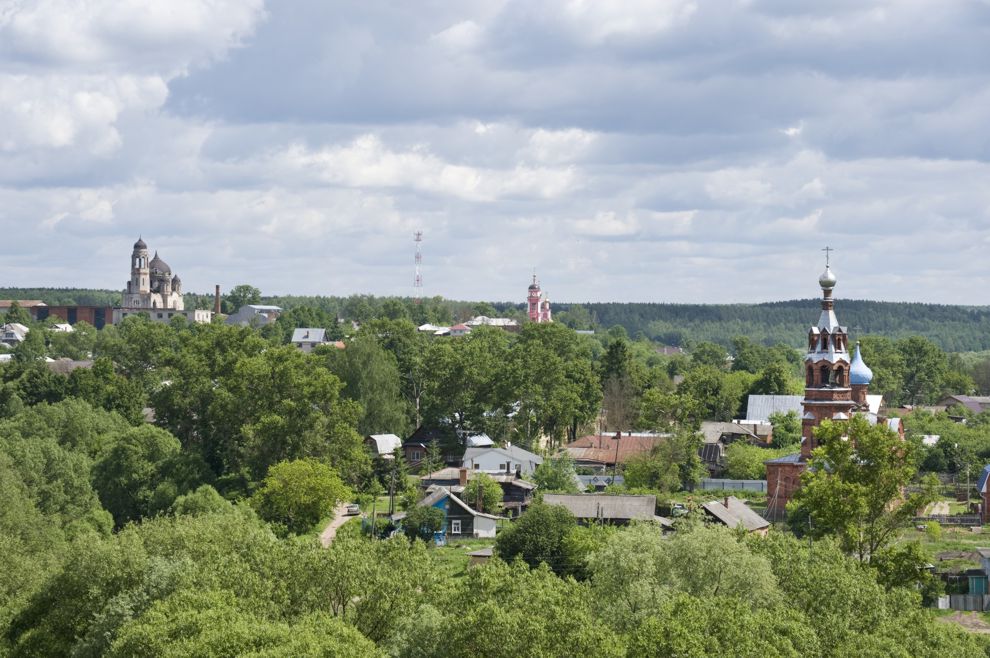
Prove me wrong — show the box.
[701,496,770,535]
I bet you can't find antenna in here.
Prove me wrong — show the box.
[414,231,423,304]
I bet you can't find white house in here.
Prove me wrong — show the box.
[0,323,29,346]
[291,327,330,353]
[462,444,543,476]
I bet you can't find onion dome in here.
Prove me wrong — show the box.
[528,273,540,291]
[849,342,873,385]
[171,274,181,286]
[133,237,147,250]
[819,265,837,289]
[149,251,171,273]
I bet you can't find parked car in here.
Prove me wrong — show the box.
[345,503,361,516]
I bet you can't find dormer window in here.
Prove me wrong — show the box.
[820,330,829,351]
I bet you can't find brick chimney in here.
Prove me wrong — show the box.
[459,468,468,486]
[214,285,221,315]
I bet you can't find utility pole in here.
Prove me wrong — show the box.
[413,231,423,304]
[611,433,621,485]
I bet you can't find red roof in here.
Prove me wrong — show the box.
[562,433,667,466]
[451,323,470,331]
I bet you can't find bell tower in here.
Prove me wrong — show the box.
[527,273,541,323]
[125,237,150,307]
[799,251,855,458]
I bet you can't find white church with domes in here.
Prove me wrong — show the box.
[113,238,213,325]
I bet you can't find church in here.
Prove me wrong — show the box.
[113,238,212,324]
[527,274,552,323]
[764,258,903,518]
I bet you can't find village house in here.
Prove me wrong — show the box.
[0,322,29,347]
[462,444,542,477]
[394,487,503,543]
[561,432,667,471]
[420,467,536,517]
[291,328,331,352]
[542,494,659,526]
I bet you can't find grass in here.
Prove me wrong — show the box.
[432,538,496,578]
[897,525,990,559]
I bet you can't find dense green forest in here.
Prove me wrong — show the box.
[5,287,990,351]
[3,300,990,654]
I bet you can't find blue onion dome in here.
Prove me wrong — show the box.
[819,265,837,289]
[850,342,873,385]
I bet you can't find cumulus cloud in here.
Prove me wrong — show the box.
[2,0,990,304]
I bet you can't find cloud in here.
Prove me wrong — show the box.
[2,0,990,305]
[270,135,578,202]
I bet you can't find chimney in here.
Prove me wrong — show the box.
[724,496,731,509]
[214,285,221,315]
[459,468,468,487]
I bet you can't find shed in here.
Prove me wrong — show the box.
[701,496,770,535]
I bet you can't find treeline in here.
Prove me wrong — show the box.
[565,299,990,352]
[6,288,990,351]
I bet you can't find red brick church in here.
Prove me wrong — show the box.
[765,258,901,518]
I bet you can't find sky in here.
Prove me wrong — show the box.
[2,0,990,304]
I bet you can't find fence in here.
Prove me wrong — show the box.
[949,594,990,612]
[914,515,982,526]
[698,478,768,493]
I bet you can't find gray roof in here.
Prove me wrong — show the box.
[417,487,504,520]
[543,494,656,521]
[366,433,402,455]
[463,444,543,466]
[577,474,624,487]
[765,452,803,464]
[291,327,328,343]
[700,421,767,444]
[702,496,770,532]
[465,433,495,447]
[746,395,804,422]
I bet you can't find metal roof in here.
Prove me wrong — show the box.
[291,327,328,343]
[366,433,402,455]
[765,452,803,464]
[463,445,543,466]
[746,395,804,422]
[543,494,656,521]
[978,465,990,494]
[702,496,770,532]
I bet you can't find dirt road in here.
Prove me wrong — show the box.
[319,504,352,548]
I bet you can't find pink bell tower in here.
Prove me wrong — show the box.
[527,273,542,323]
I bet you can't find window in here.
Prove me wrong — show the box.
[157,313,163,319]
[411,450,422,461]
[835,366,845,386]
[473,464,480,470]
[451,519,461,534]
